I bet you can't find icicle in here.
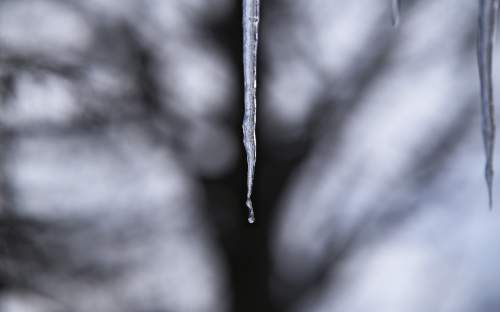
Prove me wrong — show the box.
[242,0,260,223]
[391,0,400,27]
[478,0,499,208]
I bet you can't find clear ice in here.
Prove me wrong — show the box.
[242,0,260,223]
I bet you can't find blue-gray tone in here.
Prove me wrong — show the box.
[477,0,499,208]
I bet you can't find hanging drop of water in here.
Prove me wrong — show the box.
[391,0,400,27]
[478,0,499,208]
[242,0,260,223]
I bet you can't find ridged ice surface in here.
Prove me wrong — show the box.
[477,0,499,208]
[242,0,260,223]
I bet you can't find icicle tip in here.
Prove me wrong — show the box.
[246,199,255,224]
[486,165,494,209]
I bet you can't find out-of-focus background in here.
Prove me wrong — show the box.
[1,0,500,311]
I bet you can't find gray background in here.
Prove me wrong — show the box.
[0,0,499,311]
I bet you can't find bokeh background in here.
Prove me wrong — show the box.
[1,0,500,311]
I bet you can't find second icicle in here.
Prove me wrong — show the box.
[478,0,499,208]
[242,0,260,223]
